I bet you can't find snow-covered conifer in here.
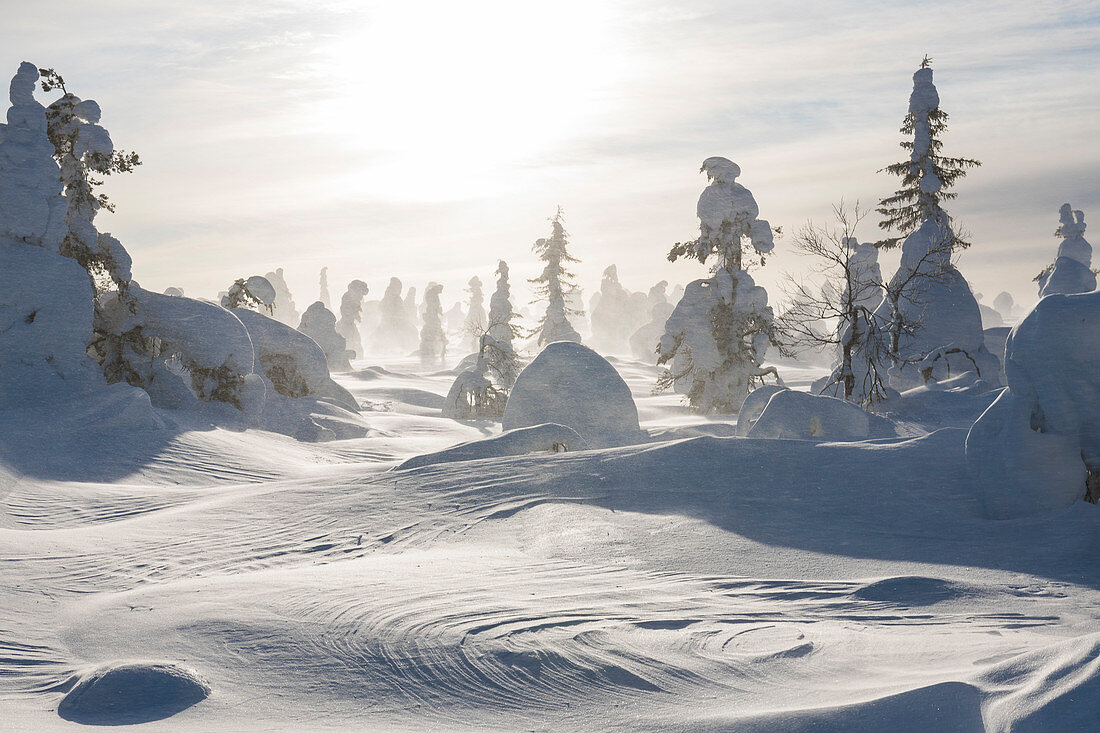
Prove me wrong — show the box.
[872,60,999,388]
[319,266,332,309]
[463,276,486,351]
[656,157,779,412]
[590,265,633,353]
[441,334,508,419]
[335,279,369,359]
[40,68,139,291]
[1036,204,1094,297]
[265,268,300,326]
[419,282,446,363]
[369,277,419,354]
[530,208,582,345]
[484,259,520,388]
[445,302,465,333]
[298,301,351,372]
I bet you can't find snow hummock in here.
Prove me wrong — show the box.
[397,423,586,470]
[503,341,643,447]
[58,663,209,725]
[0,242,103,407]
[1038,204,1094,297]
[966,290,1100,517]
[747,388,894,440]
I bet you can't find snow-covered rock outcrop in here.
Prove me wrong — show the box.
[502,341,644,447]
[966,290,1100,518]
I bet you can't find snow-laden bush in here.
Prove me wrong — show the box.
[298,301,351,372]
[747,389,894,441]
[335,279,369,359]
[95,285,265,415]
[441,334,512,419]
[502,341,644,447]
[966,290,1100,518]
[657,157,779,413]
[220,275,275,311]
[735,384,789,436]
[1036,204,1094,298]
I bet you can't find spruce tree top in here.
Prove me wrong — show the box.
[876,58,980,249]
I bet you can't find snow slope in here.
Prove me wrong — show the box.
[1,353,1098,731]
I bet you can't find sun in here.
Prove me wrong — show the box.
[312,0,628,202]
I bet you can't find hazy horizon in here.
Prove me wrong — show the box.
[5,0,1098,314]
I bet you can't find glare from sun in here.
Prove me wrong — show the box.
[316,0,628,201]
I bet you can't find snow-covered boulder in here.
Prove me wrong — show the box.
[0,242,103,408]
[965,290,1100,518]
[397,423,586,470]
[502,341,644,447]
[96,286,265,415]
[1038,204,1094,298]
[747,389,894,441]
[735,384,789,436]
[231,307,358,413]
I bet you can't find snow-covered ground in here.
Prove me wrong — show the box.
[2,354,1099,731]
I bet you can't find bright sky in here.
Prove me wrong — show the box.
[4,0,1098,315]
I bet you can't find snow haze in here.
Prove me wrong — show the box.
[2,0,1097,308]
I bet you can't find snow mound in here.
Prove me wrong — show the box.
[717,681,983,733]
[748,389,894,441]
[503,342,643,447]
[0,241,102,408]
[397,423,587,470]
[966,290,1100,518]
[58,662,209,725]
[735,385,789,436]
[850,576,971,606]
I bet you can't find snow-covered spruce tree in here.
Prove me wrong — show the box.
[39,68,139,293]
[872,59,999,388]
[1035,204,1095,297]
[369,277,419,354]
[591,264,633,353]
[299,301,352,372]
[221,275,276,312]
[530,207,582,345]
[485,259,521,388]
[336,279,370,359]
[656,157,780,413]
[319,266,332,309]
[463,275,487,351]
[777,205,896,408]
[265,268,300,326]
[419,282,446,363]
